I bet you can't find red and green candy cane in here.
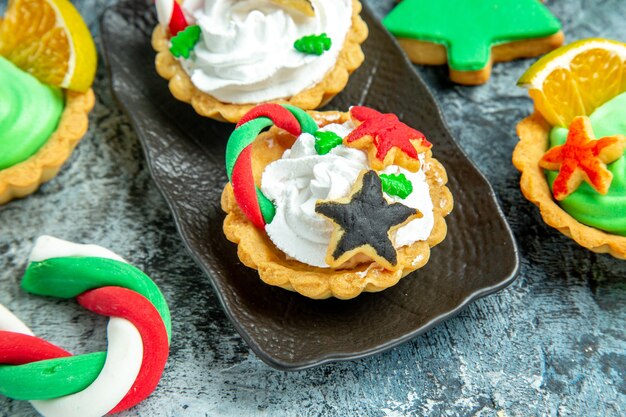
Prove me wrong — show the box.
[226,103,319,229]
[0,236,171,417]
[155,0,190,35]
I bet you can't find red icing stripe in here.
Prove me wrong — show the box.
[169,1,188,35]
[77,287,169,414]
[236,104,302,136]
[0,331,71,365]
[231,144,265,229]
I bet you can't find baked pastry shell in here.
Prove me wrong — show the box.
[221,111,454,300]
[151,0,368,123]
[0,89,95,205]
[513,112,626,259]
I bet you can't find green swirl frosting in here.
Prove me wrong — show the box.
[0,56,64,170]
[547,92,626,235]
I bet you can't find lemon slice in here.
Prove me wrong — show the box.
[0,0,97,92]
[518,38,626,127]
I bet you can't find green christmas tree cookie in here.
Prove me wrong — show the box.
[383,0,564,85]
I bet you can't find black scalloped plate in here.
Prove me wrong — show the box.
[101,0,519,371]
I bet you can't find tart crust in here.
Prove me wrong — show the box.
[221,111,454,299]
[0,89,95,205]
[152,0,368,123]
[513,112,626,258]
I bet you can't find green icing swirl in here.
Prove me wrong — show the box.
[0,56,64,170]
[547,92,626,235]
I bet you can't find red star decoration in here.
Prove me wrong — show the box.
[540,116,626,201]
[345,106,432,171]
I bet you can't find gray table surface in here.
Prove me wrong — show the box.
[1,1,625,416]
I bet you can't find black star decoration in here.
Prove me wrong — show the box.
[315,170,421,270]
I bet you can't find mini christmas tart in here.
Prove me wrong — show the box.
[0,0,97,205]
[513,38,626,258]
[0,236,171,417]
[383,0,564,85]
[152,0,367,123]
[221,104,453,299]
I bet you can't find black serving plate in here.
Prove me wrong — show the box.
[101,0,519,371]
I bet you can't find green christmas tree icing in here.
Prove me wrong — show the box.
[170,25,201,59]
[379,173,413,199]
[314,131,343,155]
[383,0,561,71]
[294,33,332,56]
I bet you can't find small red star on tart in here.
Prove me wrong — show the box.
[345,106,432,171]
[539,116,626,201]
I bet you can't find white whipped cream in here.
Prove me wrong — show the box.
[261,123,435,268]
[176,0,352,104]
[381,157,434,247]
